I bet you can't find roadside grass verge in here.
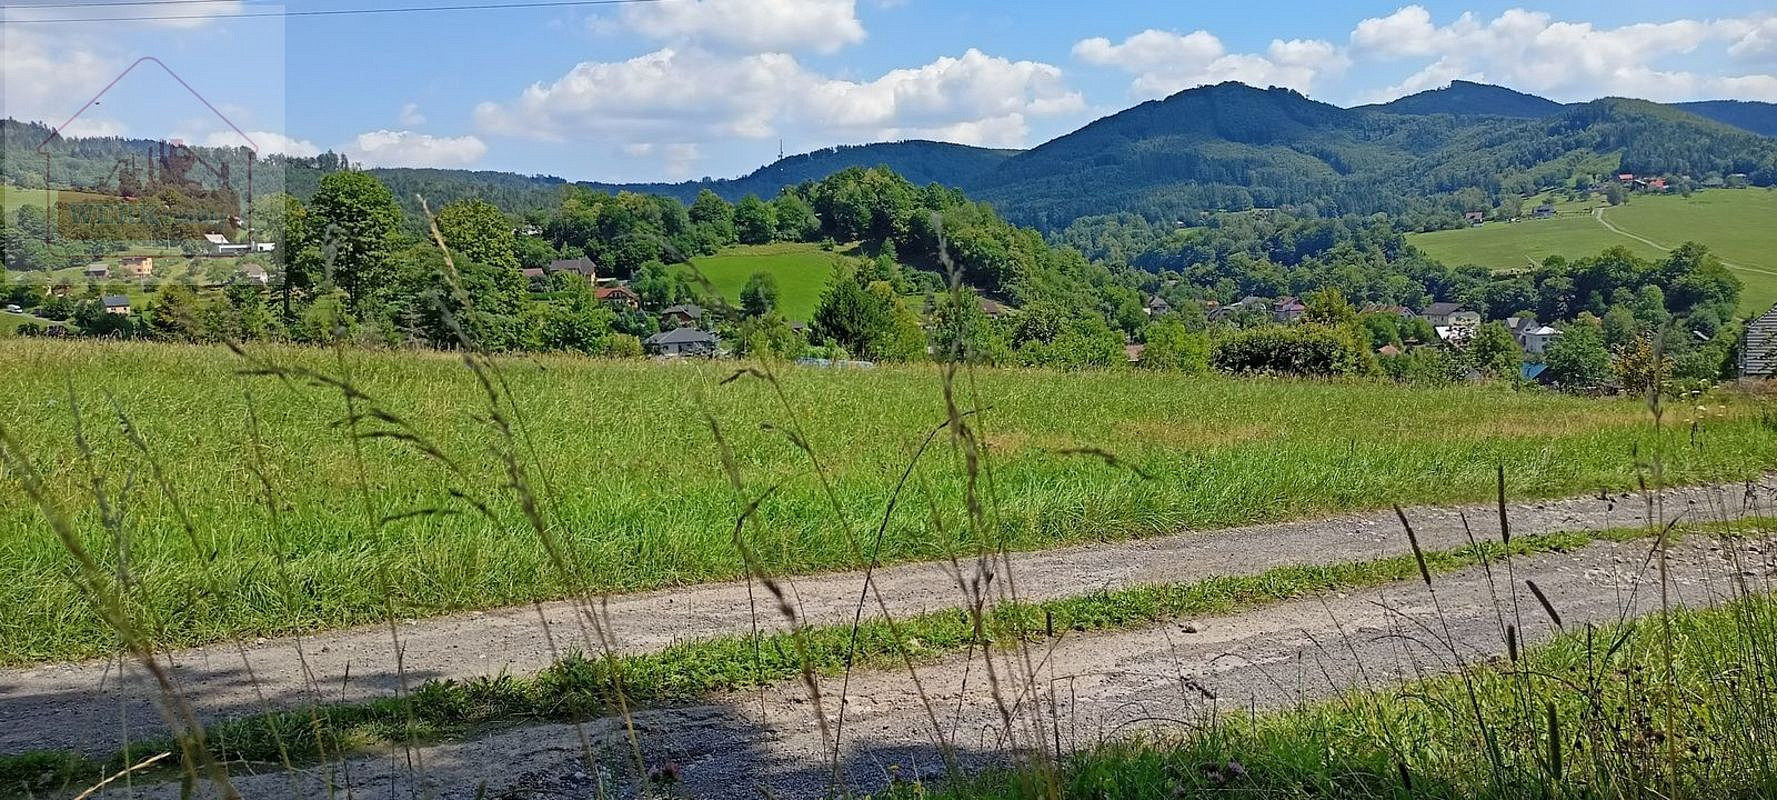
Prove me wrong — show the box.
[0,524,1690,796]
[935,591,1777,800]
[4,339,1776,664]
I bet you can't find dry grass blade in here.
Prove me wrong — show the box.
[1394,504,1433,588]
[71,751,172,800]
[1054,446,1153,480]
[1526,580,1564,630]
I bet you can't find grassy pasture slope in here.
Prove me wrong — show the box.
[674,243,840,322]
[1407,189,1777,315]
[0,311,45,336]
[3,339,1776,663]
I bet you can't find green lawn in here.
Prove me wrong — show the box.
[0,184,116,219]
[3,339,1776,664]
[674,243,842,322]
[0,311,45,336]
[1408,189,1777,315]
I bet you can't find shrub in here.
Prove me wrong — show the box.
[1210,325,1373,378]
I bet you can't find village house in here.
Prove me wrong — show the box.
[119,256,153,279]
[1463,211,1486,226]
[84,264,110,280]
[237,263,269,285]
[1504,315,1537,343]
[1359,303,1415,318]
[1273,296,1306,323]
[660,303,704,328]
[545,258,599,287]
[1534,204,1555,218]
[1741,304,1777,378]
[1421,302,1479,329]
[102,295,131,316]
[203,233,250,255]
[644,327,718,357]
[1144,295,1171,316]
[1208,295,1269,322]
[595,285,642,309]
[1521,324,1563,355]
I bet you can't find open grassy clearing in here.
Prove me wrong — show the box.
[674,243,841,322]
[0,311,44,336]
[2,339,1776,664]
[1411,214,1655,270]
[1407,189,1777,315]
[0,183,115,218]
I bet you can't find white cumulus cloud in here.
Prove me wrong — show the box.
[618,0,865,54]
[475,46,1083,152]
[1073,29,1348,98]
[346,130,487,168]
[1352,6,1777,103]
[201,130,321,158]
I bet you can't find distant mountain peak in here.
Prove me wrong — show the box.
[1361,81,1565,118]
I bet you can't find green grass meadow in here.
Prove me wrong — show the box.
[1407,189,1777,315]
[674,243,841,322]
[3,339,1776,664]
[0,311,44,336]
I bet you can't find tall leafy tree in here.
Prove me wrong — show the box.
[740,271,779,317]
[1544,320,1613,388]
[436,199,518,270]
[305,171,404,312]
[733,195,776,245]
[771,193,821,241]
[689,189,736,249]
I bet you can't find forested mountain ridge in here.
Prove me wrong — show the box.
[275,141,1013,219]
[1362,81,1777,137]
[1671,100,1777,138]
[1357,80,1566,118]
[964,83,1777,230]
[582,140,1016,203]
[7,81,1776,234]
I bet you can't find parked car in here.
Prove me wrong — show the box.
[4,304,22,314]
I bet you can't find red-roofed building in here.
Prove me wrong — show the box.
[596,285,641,309]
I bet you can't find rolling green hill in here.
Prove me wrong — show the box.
[964,83,1777,229]
[1407,189,1777,314]
[9,81,1777,237]
[1358,80,1566,118]
[1672,100,1777,138]
[672,243,842,322]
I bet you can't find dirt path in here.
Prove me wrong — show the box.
[2,478,1770,757]
[95,528,1776,799]
[1592,207,1777,277]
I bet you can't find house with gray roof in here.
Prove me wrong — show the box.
[645,327,718,357]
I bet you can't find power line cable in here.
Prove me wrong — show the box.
[5,0,245,9]
[2,0,660,23]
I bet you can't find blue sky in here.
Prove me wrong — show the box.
[4,1,1775,183]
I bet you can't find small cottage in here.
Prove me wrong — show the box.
[119,256,153,278]
[660,303,705,328]
[645,327,718,357]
